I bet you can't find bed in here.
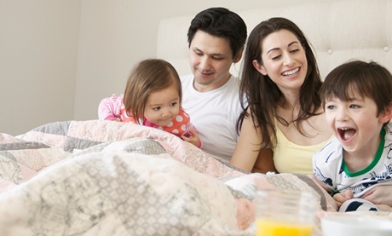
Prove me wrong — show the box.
[0,120,338,235]
[1,0,392,235]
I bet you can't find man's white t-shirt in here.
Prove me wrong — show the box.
[180,74,242,164]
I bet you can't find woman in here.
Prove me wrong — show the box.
[230,17,332,174]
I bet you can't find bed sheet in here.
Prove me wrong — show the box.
[0,120,347,235]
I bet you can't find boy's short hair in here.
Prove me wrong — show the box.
[187,7,247,59]
[321,60,392,116]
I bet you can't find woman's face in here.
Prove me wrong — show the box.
[253,29,308,94]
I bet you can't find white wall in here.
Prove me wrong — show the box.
[75,0,332,121]
[0,0,81,135]
[0,0,329,135]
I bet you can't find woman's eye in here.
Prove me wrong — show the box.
[272,55,281,60]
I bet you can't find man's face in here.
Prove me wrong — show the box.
[188,30,238,92]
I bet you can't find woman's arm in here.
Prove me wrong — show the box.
[230,111,276,173]
[252,148,277,173]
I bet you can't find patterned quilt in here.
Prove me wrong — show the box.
[0,120,340,235]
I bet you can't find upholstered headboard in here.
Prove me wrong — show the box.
[157,0,392,79]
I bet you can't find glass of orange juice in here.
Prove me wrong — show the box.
[255,189,316,236]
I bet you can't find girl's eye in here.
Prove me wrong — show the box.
[170,102,178,107]
[326,105,335,110]
[152,107,161,111]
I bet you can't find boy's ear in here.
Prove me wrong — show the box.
[379,102,392,123]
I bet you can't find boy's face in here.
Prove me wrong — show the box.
[324,90,390,157]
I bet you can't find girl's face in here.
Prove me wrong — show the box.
[253,29,308,95]
[144,82,180,126]
[324,90,391,156]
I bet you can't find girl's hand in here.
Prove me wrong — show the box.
[333,190,353,208]
[182,129,201,148]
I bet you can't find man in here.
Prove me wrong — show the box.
[98,8,246,164]
[180,8,247,163]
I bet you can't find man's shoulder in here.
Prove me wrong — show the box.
[180,74,193,81]
[223,75,241,93]
[180,74,194,87]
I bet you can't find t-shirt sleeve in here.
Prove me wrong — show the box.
[98,94,124,120]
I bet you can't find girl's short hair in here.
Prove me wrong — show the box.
[123,59,181,123]
[321,60,392,116]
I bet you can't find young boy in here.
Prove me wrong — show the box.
[313,60,392,212]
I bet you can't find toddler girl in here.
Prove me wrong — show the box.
[98,59,201,148]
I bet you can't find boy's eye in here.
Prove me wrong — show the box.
[349,104,360,109]
[326,105,336,110]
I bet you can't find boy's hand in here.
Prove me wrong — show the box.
[333,190,353,208]
[182,130,201,148]
[361,185,392,207]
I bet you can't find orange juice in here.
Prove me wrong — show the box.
[256,218,312,236]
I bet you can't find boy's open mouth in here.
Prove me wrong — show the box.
[338,128,356,141]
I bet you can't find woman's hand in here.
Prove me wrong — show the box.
[182,129,201,148]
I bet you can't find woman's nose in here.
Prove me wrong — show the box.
[283,53,294,67]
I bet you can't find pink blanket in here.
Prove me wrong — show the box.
[0,120,341,235]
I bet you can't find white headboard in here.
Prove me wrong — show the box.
[157,0,392,79]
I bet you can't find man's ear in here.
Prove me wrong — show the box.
[233,48,244,63]
[252,60,267,75]
[379,102,392,123]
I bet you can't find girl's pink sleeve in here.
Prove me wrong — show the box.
[98,94,124,120]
